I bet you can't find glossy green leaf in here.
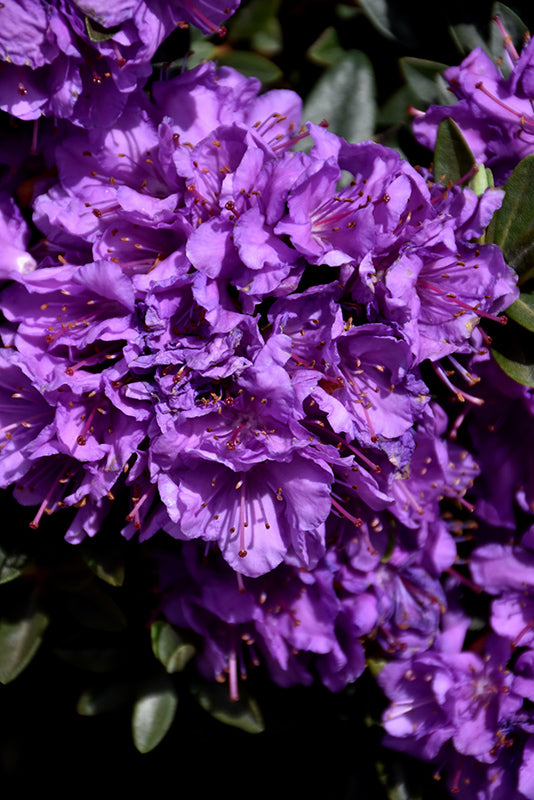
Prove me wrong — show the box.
[448,21,488,56]
[492,154,534,255]
[84,16,120,42]
[366,656,388,679]
[185,37,217,70]
[492,349,534,387]
[226,0,280,42]
[377,757,425,800]
[501,228,534,282]
[81,537,125,587]
[491,319,534,387]
[506,293,534,332]
[132,674,178,753]
[433,117,477,187]
[213,50,282,84]
[301,50,376,145]
[307,27,345,67]
[151,621,196,674]
[0,592,49,684]
[399,57,449,106]
[0,544,29,585]
[375,85,416,133]
[194,682,265,734]
[251,16,281,57]
[471,164,494,197]
[77,682,133,716]
[357,0,419,46]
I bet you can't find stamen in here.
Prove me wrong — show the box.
[238,472,247,558]
[511,619,534,648]
[432,362,485,406]
[125,489,152,530]
[417,278,507,325]
[431,164,479,198]
[28,464,70,529]
[77,403,104,446]
[180,0,227,37]
[331,496,364,530]
[445,566,483,594]
[228,643,239,702]
[475,81,534,135]
[493,15,521,62]
[306,420,382,473]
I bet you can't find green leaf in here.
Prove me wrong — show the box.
[301,50,376,146]
[375,85,416,132]
[357,0,420,46]
[226,0,280,42]
[366,656,388,678]
[184,37,217,70]
[251,16,281,57]
[0,591,49,684]
[81,537,126,587]
[151,621,196,674]
[492,348,534,387]
[0,544,29,585]
[213,50,282,84]
[77,682,133,716]
[194,682,265,734]
[492,155,534,258]
[131,674,178,753]
[399,57,449,106]
[84,16,120,42]
[307,27,345,67]
[491,319,534,387]
[505,231,534,284]
[448,22,488,56]
[471,164,494,197]
[376,755,426,800]
[506,293,534,332]
[433,117,477,186]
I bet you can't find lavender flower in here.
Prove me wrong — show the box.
[0,0,240,126]
[379,631,534,798]
[0,58,520,726]
[412,18,534,184]
[156,540,368,696]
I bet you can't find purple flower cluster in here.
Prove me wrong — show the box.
[379,626,534,798]
[412,16,534,184]
[0,56,518,698]
[376,342,534,798]
[370,20,534,796]
[0,0,239,126]
[0,5,530,797]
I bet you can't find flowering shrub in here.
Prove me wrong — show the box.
[2,1,534,797]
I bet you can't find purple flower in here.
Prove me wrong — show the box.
[379,635,525,765]
[412,23,534,184]
[0,349,56,489]
[0,0,241,126]
[457,353,534,530]
[274,129,429,268]
[156,540,367,696]
[0,192,37,279]
[148,338,335,577]
[0,55,522,743]
[0,259,138,392]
